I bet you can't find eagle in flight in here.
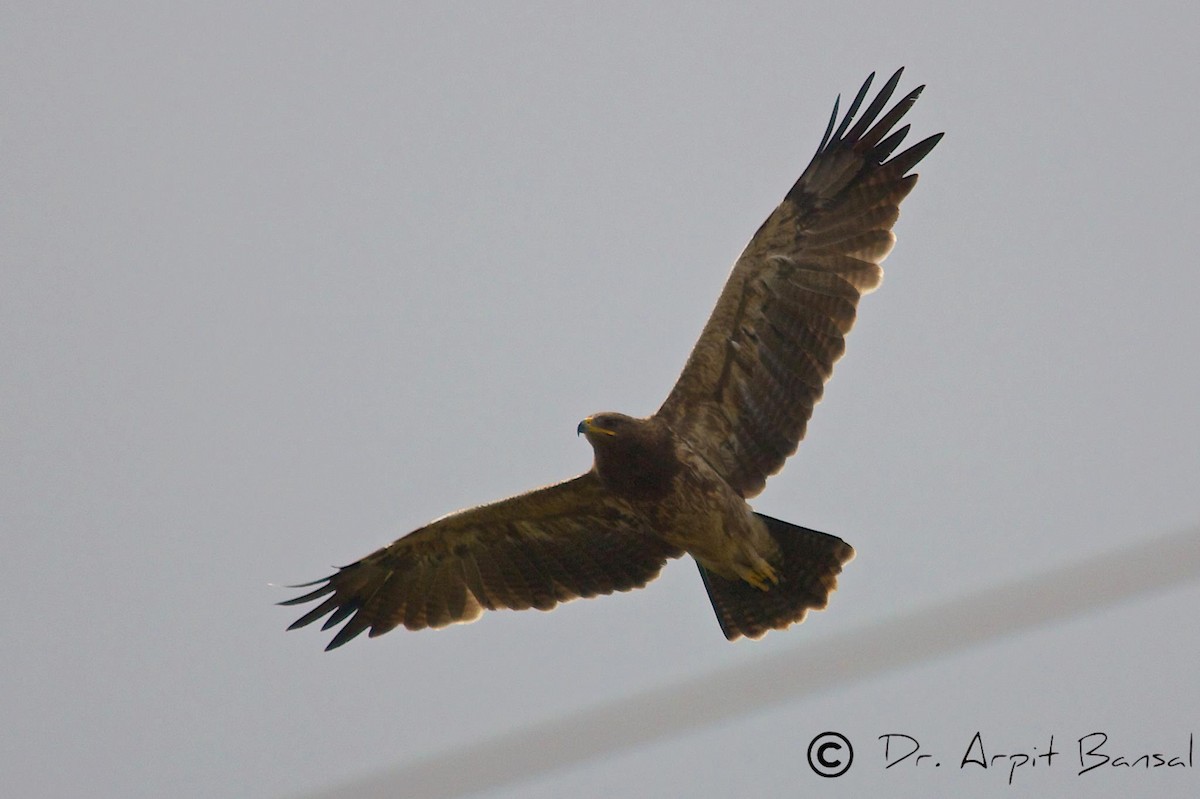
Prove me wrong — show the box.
[283,69,941,649]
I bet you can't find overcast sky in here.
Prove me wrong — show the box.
[3,3,1199,798]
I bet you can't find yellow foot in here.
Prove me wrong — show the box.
[740,559,778,591]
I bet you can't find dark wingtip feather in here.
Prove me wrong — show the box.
[286,595,341,630]
[320,601,361,631]
[277,579,335,607]
[855,83,924,156]
[887,131,944,175]
[284,574,334,589]
[874,123,911,162]
[818,95,840,153]
[831,71,875,144]
[325,619,370,650]
[844,68,904,143]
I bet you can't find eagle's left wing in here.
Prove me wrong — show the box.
[656,69,942,498]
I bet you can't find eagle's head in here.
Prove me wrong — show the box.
[577,412,678,499]
[576,412,635,442]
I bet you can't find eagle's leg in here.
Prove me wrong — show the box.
[735,556,779,591]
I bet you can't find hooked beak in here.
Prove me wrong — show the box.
[577,417,615,437]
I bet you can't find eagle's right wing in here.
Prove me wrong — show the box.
[281,472,682,649]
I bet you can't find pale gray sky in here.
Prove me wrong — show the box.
[3,3,1198,798]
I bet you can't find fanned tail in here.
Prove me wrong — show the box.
[698,514,854,640]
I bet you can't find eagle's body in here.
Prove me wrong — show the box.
[283,69,940,649]
[583,413,776,585]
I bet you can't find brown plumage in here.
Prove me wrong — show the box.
[281,69,941,649]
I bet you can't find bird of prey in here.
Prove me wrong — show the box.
[282,69,941,649]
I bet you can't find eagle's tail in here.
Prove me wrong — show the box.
[697,514,855,641]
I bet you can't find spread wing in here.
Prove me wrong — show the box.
[280,473,682,649]
[656,69,942,498]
